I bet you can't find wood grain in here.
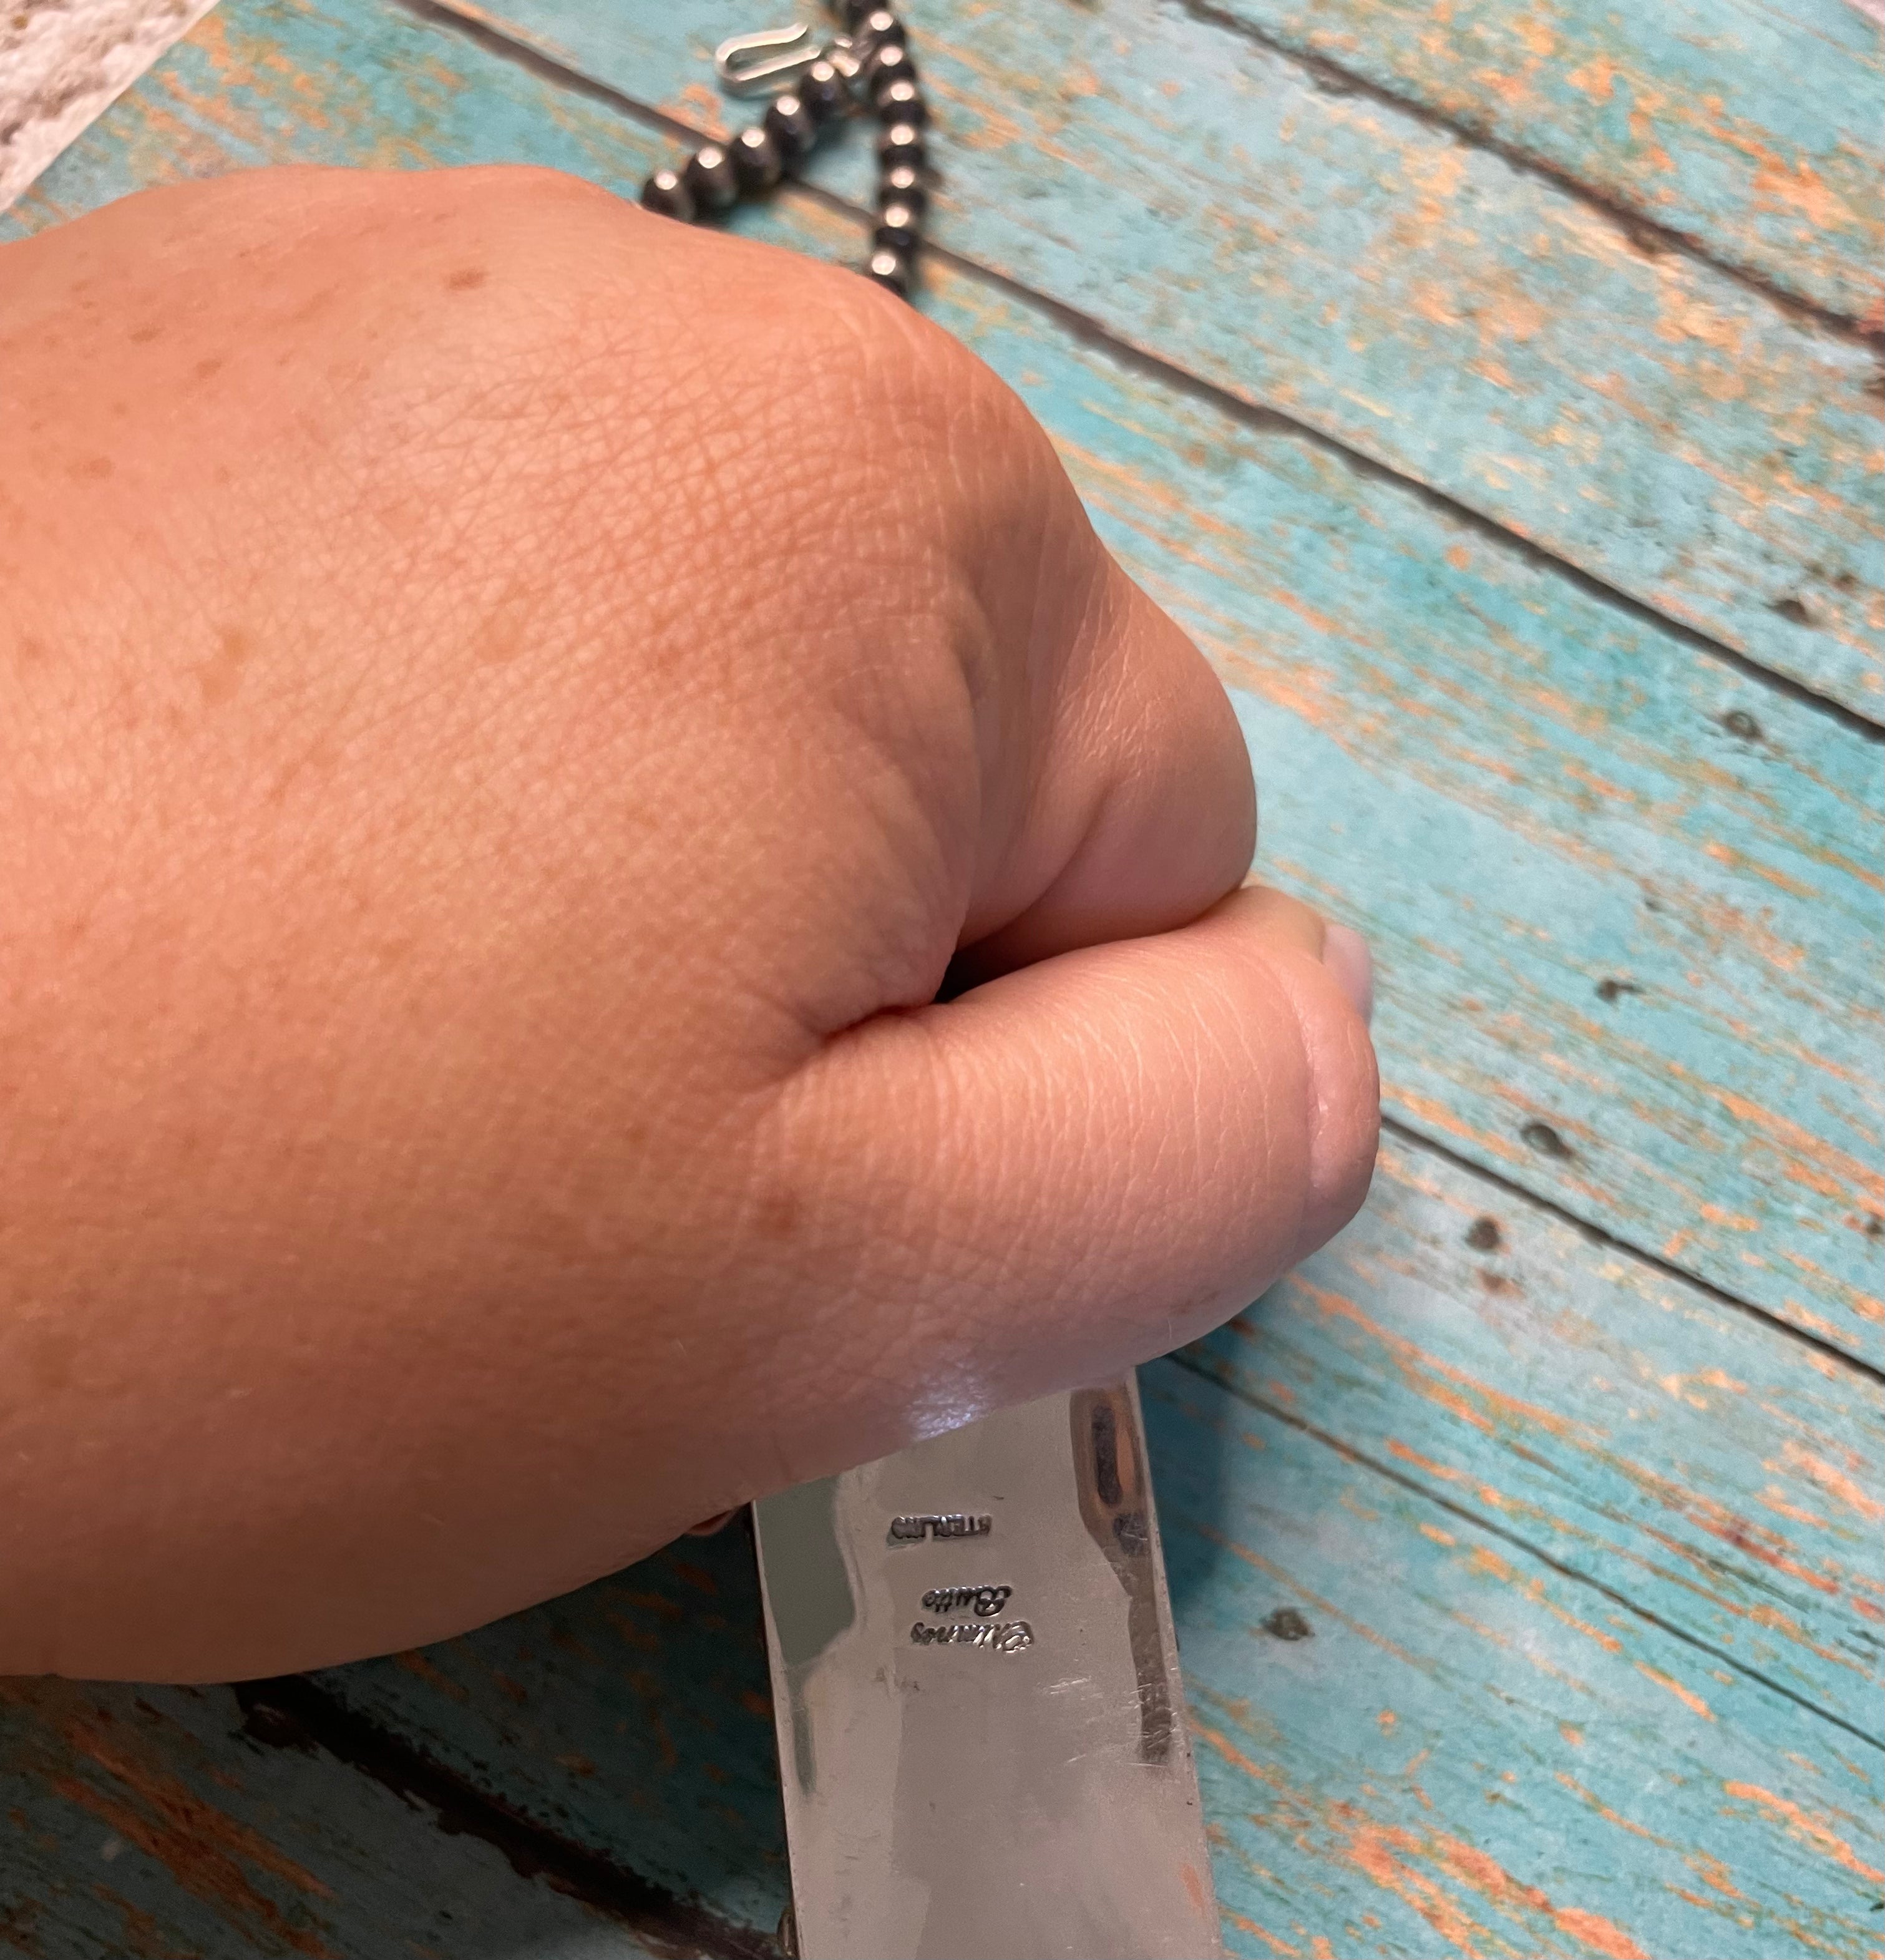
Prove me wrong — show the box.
[0,1675,690,1958]
[1189,1134,1885,1734]
[5,0,1878,1359]
[1142,1363,1883,1960]
[411,0,1885,718]
[1201,0,1885,325]
[304,1355,1883,1960]
[319,1526,790,1942]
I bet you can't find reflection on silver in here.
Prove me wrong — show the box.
[754,1379,1224,1959]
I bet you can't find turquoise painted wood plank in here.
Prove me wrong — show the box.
[0,1676,688,1958]
[1140,1365,1883,1960]
[1206,0,1884,325]
[404,0,1884,718]
[1189,1134,1885,1733]
[6,0,1879,1352]
[326,1526,789,1940]
[308,1358,1884,1960]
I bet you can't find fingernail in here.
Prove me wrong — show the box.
[1322,923,1374,1027]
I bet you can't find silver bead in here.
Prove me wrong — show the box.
[731,125,784,192]
[877,119,926,171]
[683,143,739,214]
[640,167,695,222]
[864,243,911,296]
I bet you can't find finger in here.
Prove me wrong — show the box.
[772,885,1378,1442]
[955,516,1255,982]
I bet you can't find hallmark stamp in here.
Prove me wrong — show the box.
[887,1512,991,1545]
[921,1584,1013,1618]
[909,1618,1035,1655]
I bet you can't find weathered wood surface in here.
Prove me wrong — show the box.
[6,0,1879,1362]
[1189,1134,1885,1735]
[1203,0,1885,325]
[317,1527,791,1943]
[307,1357,1884,1960]
[0,1675,694,1957]
[412,0,1885,716]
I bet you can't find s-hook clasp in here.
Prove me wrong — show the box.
[713,20,858,96]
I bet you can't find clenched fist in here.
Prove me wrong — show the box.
[0,165,1376,1680]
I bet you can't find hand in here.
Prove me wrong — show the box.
[0,165,1376,1679]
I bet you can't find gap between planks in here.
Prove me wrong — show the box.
[230,1672,784,1960]
[1166,1345,1885,1758]
[1172,0,1883,350]
[1376,1111,1885,1395]
[391,0,1885,754]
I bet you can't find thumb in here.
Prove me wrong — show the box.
[773,887,1378,1429]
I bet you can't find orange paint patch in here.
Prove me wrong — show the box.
[1636,1663,1714,1720]
[1779,1441,1885,1521]
[1723,1783,1885,1883]
[1331,1800,1651,1960]
[1685,1851,1742,1900]
[1340,1818,1489,1957]
[1756,1483,1826,1528]
[1386,1438,1463,1482]
[1225,1912,1300,1958]
[1193,1720,1271,1788]
[1554,1906,1651,1959]
[1748,157,1856,232]
[388,1648,469,1702]
[1293,1282,1583,1450]
[0,1685,335,1957]
[1692,1078,1883,1211]
[1392,1092,1526,1166]
[1555,1773,1662,1843]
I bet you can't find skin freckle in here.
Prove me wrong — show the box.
[21,1322,78,1394]
[197,624,257,707]
[754,1187,803,1240]
[446,266,488,291]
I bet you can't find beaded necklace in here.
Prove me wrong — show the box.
[640,6,929,298]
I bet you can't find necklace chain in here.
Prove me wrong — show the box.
[640,3,930,299]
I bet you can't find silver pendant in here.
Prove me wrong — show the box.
[754,1377,1224,1959]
